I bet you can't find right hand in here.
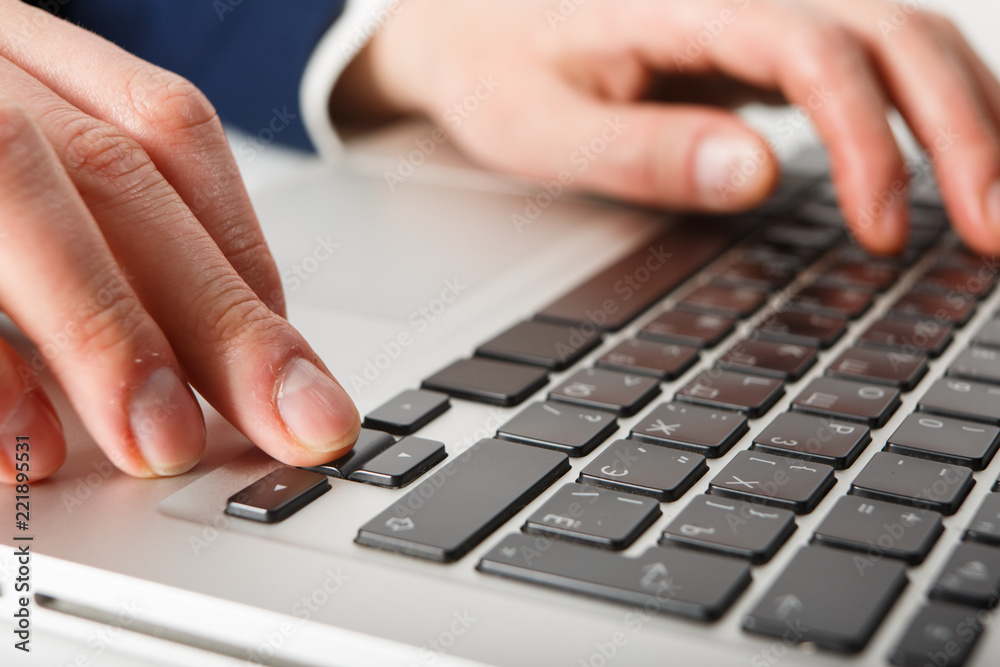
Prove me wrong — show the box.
[0,1,360,483]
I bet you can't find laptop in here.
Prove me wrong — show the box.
[4,111,1000,667]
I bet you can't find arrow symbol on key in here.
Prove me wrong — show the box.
[398,452,412,458]
[273,484,288,492]
[774,594,803,620]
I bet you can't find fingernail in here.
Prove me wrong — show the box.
[130,368,206,477]
[0,392,65,479]
[695,135,768,208]
[986,180,1000,237]
[276,358,359,454]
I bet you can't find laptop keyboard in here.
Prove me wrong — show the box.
[224,159,1000,662]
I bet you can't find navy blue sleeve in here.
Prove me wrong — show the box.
[62,1,348,151]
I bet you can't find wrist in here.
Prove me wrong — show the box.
[329,0,437,127]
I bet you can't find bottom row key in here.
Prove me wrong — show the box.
[743,546,908,653]
[478,533,751,621]
[890,603,985,667]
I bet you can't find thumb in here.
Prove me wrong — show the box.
[463,86,779,212]
[567,101,779,211]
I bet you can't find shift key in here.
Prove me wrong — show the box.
[356,439,570,562]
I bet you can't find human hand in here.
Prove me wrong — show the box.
[0,1,360,483]
[339,0,1000,255]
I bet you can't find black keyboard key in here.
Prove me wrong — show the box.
[742,241,817,267]
[356,439,569,562]
[549,368,659,416]
[890,603,985,667]
[678,284,768,319]
[225,467,330,523]
[752,412,870,469]
[578,439,707,501]
[949,346,1000,385]
[301,429,396,477]
[812,496,942,564]
[742,546,907,653]
[972,318,1000,349]
[819,261,899,291]
[639,310,735,348]
[788,285,874,319]
[476,320,601,370]
[964,493,1000,546]
[712,260,796,291]
[496,401,617,456]
[929,543,1000,608]
[859,317,953,357]
[717,338,817,381]
[631,402,748,457]
[826,346,928,390]
[422,358,548,406]
[676,369,784,418]
[886,414,1000,470]
[891,291,976,326]
[919,378,1000,425]
[756,311,847,348]
[660,495,796,563]
[792,377,900,427]
[850,452,974,515]
[709,451,835,514]
[348,436,447,488]
[536,228,734,331]
[523,483,661,549]
[916,266,996,299]
[764,222,842,248]
[363,389,450,435]
[596,339,698,380]
[478,533,751,621]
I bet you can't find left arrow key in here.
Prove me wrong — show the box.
[225,467,331,523]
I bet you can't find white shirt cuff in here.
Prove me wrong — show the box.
[300,0,399,160]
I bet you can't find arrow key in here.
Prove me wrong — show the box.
[363,389,450,435]
[742,546,908,653]
[349,436,447,488]
[930,543,1000,609]
[225,467,330,523]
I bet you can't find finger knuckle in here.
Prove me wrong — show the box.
[71,276,152,359]
[189,274,285,354]
[804,22,860,62]
[62,118,155,184]
[0,98,39,157]
[916,10,959,39]
[127,67,221,137]
[904,11,944,38]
